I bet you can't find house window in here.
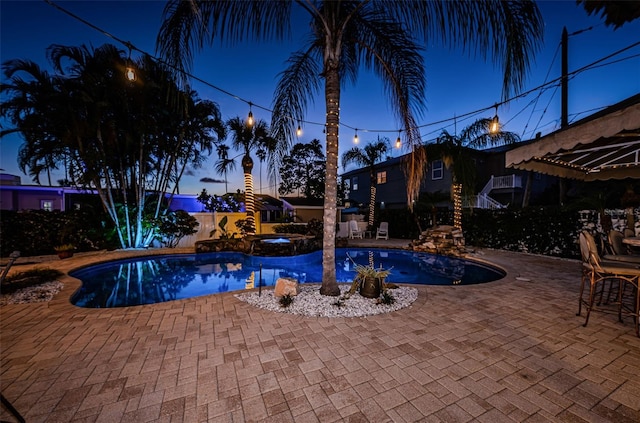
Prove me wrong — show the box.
[352,176,358,191]
[41,200,53,211]
[261,210,282,223]
[432,160,443,180]
[376,171,387,184]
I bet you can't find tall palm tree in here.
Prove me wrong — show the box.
[226,116,272,235]
[157,1,543,296]
[341,137,389,230]
[214,143,236,194]
[427,117,520,229]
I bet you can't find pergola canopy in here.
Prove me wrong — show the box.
[505,94,640,181]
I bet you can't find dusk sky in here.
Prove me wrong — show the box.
[1,1,639,196]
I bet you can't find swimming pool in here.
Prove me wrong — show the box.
[69,248,505,308]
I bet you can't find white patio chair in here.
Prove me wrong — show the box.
[376,222,389,240]
[349,220,363,239]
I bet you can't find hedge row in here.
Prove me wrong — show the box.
[462,207,582,259]
[2,206,584,259]
[0,209,115,257]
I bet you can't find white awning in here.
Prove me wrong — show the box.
[505,94,640,181]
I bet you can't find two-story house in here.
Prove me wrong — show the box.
[340,143,557,212]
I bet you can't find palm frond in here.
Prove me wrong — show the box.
[157,1,291,84]
[386,0,543,99]
[269,47,322,181]
[341,147,367,169]
[352,11,426,121]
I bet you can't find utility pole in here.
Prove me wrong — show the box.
[561,27,568,128]
[559,26,569,205]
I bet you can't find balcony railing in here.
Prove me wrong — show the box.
[463,193,506,210]
[480,175,522,196]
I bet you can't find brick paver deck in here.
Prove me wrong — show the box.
[1,244,638,422]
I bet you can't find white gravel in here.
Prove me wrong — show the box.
[234,284,418,317]
[0,281,419,317]
[0,281,64,305]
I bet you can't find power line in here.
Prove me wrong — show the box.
[44,0,640,141]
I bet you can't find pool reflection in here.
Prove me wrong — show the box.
[69,249,504,308]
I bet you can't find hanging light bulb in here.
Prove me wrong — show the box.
[490,104,499,134]
[322,124,326,134]
[296,124,302,137]
[125,66,137,82]
[354,129,359,143]
[395,130,402,148]
[247,103,254,127]
[124,43,136,82]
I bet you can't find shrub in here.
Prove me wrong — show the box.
[463,207,582,259]
[279,294,294,308]
[1,208,115,257]
[154,210,199,248]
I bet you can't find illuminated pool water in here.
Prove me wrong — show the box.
[69,248,505,308]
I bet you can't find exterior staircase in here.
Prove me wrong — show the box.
[464,175,522,209]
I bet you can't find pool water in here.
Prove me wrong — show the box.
[69,248,505,308]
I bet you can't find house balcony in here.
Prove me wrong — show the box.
[464,174,523,209]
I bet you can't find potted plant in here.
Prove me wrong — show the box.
[348,261,392,299]
[54,244,75,259]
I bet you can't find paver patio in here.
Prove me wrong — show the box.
[1,243,639,422]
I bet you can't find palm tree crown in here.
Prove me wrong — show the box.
[429,117,521,194]
[226,116,274,234]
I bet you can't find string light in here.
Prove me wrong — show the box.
[296,124,302,137]
[354,129,359,143]
[490,104,500,134]
[124,42,136,82]
[247,102,254,127]
[395,130,402,148]
[453,183,463,229]
[44,0,635,143]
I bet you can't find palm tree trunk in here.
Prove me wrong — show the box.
[320,60,341,296]
[369,184,376,229]
[244,172,256,234]
[259,160,263,194]
[242,154,256,235]
[453,183,463,230]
